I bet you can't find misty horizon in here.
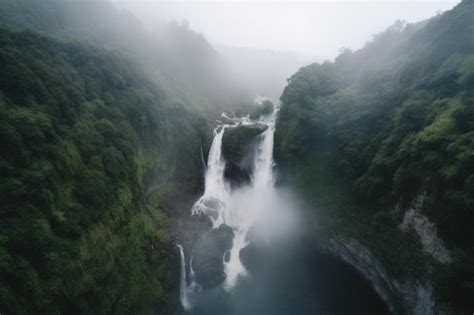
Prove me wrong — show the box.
[115,0,459,60]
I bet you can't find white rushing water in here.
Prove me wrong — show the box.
[179,99,290,310]
[223,110,277,288]
[177,243,192,311]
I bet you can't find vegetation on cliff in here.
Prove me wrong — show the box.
[222,124,268,162]
[221,124,268,187]
[0,26,209,313]
[275,0,474,311]
[0,0,253,114]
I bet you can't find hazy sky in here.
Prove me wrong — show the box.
[116,0,460,59]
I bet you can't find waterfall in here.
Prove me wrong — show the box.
[223,111,278,288]
[252,114,277,189]
[179,99,279,310]
[191,125,230,227]
[177,244,192,311]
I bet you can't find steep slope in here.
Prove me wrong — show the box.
[275,0,474,312]
[0,27,208,313]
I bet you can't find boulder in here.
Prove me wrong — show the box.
[224,160,251,189]
[191,224,234,289]
[222,124,267,187]
[239,242,259,275]
[222,124,267,162]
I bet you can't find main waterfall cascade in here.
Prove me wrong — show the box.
[178,99,291,310]
[176,100,389,314]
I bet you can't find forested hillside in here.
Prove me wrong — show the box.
[0,0,273,312]
[0,0,252,113]
[275,0,474,311]
[0,25,210,313]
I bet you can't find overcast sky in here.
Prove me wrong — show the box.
[115,0,460,60]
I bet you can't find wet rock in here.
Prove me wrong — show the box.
[222,124,267,162]
[320,238,403,313]
[222,124,267,187]
[239,242,259,275]
[192,224,234,289]
[197,197,225,221]
[224,161,251,189]
[224,250,231,263]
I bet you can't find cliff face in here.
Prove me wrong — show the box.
[274,1,474,312]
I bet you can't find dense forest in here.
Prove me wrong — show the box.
[0,0,244,312]
[275,0,474,311]
[0,26,213,313]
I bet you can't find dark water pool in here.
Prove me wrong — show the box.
[188,238,388,315]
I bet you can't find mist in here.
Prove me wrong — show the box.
[115,1,457,58]
[112,0,458,99]
[3,0,458,104]
[179,99,387,314]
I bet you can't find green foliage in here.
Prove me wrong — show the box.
[0,27,208,313]
[275,0,474,310]
[0,0,253,114]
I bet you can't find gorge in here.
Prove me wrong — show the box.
[0,0,473,314]
[177,101,388,314]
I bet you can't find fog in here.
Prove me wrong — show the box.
[10,0,457,101]
[116,0,459,60]
[112,0,459,98]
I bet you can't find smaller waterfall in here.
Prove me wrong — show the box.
[252,112,277,189]
[177,244,192,311]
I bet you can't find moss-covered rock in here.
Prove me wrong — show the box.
[222,124,267,162]
[222,124,267,187]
